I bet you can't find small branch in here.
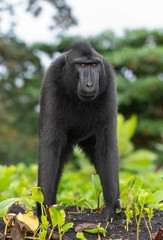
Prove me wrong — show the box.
[6,236,39,240]
[109,233,125,240]
[127,191,134,205]
[48,227,54,240]
[143,213,152,240]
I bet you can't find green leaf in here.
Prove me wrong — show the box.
[116,208,121,213]
[117,114,135,157]
[132,177,143,191]
[41,215,49,229]
[125,207,133,218]
[62,222,73,233]
[56,208,65,226]
[91,175,102,193]
[128,176,142,190]
[0,176,11,192]
[144,207,150,214]
[84,227,106,235]
[76,232,87,240]
[78,198,87,208]
[134,203,139,216]
[39,229,47,240]
[154,191,163,204]
[0,198,31,217]
[29,187,44,203]
[49,207,58,229]
[139,190,149,206]
[121,150,157,171]
[145,193,156,205]
[49,207,65,227]
[154,203,163,210]
[125,115,137,139]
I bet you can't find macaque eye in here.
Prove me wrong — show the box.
[92,63,97,67]
[81,63,87,67]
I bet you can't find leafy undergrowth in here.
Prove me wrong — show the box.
[0,113,162,239]
[0,167,162,239]
[0,204,162,240]
[0,179,162,240]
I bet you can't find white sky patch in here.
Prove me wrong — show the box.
[1,0,163,43]
[14,78,24,88]
[67,0,163,36]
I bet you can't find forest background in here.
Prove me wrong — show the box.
[0,0,162,165]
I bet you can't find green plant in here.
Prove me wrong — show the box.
[72,196,94,213]
[76,222,108,240]
[84,222,108,239]
[0,187,74,239]
[144,208,154,230]
[0,198,39,238]
[49,206,73,240]
[29,187,73,240]
[122,176,163,240]
[135,190,156,240]
[125,207,133,231]
[91,174,103,211]
[76,232,87,240]
[29,187,50,240]
[0,198,32,217]
[118,114,157,172]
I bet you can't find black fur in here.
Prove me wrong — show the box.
[38,40,120,219]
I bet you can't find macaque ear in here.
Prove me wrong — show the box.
[63,50,72,64]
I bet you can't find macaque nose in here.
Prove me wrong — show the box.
[86,80,93,88]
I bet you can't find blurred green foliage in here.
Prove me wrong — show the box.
[0,29,163,165]
[118,114,157,171]
[0,163,37,203]
[0,0,76,165]
[0,162,162,209]
[0,114,162,207]
[70,114,157,172]
[0,36,41,164]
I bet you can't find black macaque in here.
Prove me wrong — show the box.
[37,41,120,220]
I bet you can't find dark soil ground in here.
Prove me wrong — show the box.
[0,205,162,239]
[63,206,163,240]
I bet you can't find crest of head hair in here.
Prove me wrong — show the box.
[69,40,92,56]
